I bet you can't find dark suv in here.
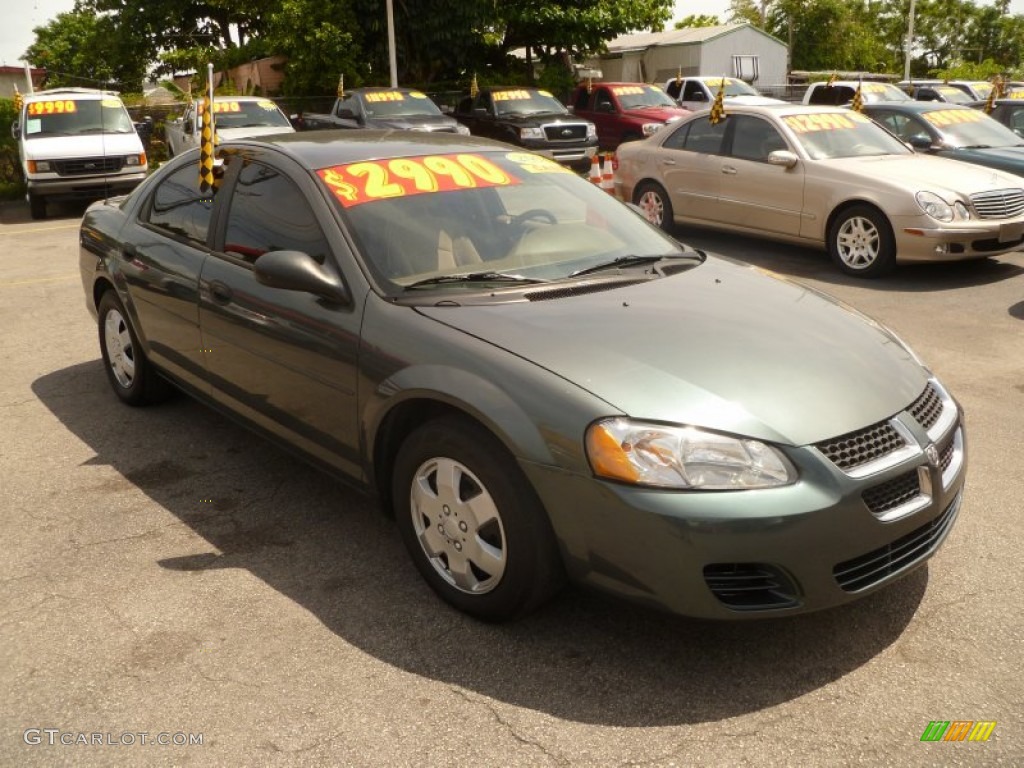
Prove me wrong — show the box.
[452,87,598,171]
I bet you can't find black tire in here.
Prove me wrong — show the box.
[28,193,46,220]
[97,290,174,406]
[633,181,674,232]
[393,416,564,621]
[827,204,897,278]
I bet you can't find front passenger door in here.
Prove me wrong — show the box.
[198,154,364,478]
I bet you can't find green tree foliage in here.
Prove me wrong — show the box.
[265,0,365,95]
[675,15,722,29]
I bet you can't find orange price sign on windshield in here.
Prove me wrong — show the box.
[28,100,76,116]
[318,153,520,207]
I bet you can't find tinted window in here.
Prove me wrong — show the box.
[682,81,707,101]
[808,85,854,106]
[666,80,683,100]
[594,89,614,111]
[224,162,330,264]
[145,163,214,245]
[684,119,727,154]
[729,115,787,161]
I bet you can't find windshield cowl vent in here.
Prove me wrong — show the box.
[524,279,645,301]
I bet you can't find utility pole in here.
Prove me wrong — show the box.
[386,0,398,87]
[904,0,916,81]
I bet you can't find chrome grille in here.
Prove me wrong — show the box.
[543,123,588,141]
[815,420,906,471]
[703,563,799,610]
[862,470,920,516]
[969,189,1024,219]
[909,383,943,431]
[53,156,124,176]
[834,494,960,592]
[939,434,955,473]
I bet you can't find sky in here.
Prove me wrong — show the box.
[3,0,1023,71]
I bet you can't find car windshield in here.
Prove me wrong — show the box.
[707,78,760,98]
[615,85,678,109]
[922,108,1024,147]
[861,83,913,103]
[784,111,913,159]
[316,150,685,292]
[209,99,292,128]
[23,97,135,136]
[970,82,994,99]
[493,90,567,116]
[358,91,443,118]
[930,86,973,104]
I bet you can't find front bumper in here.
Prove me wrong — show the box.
[517,138,599,171]
[892,214,1024,262]
[522,388,966,619]
[27,172,147,202]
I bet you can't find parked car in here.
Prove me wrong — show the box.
[897,79,994,101]
[904,84,975,104]
[862,101,1024,178]
[803,81,912,106]
[615,103,1024,277]
[12,87,148,219]
[298,87,469,134]
[979,97,1024,138]
[79,130,965,621]
[569,82,689,150]
[663,76,783,111]
[165,96,294,157]
[452,86,597,171]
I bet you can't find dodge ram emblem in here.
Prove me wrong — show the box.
[925,444,940,466]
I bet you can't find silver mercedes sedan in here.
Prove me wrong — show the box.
[615,103,1024,277]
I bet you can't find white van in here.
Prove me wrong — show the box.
[12,88,148,219]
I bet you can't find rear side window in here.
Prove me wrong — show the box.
[663,119,726,154]
[808,85,854,106]
[144,164,214,246]
[223,161,330,264]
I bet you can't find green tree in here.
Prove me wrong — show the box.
[675,14,721,28]
[266,0,366,95]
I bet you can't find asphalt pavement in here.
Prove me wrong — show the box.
[1,199,1022,766]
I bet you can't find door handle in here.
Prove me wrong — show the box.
[662,158,677,166]
[208,280,233,304]
[722,165,738,175]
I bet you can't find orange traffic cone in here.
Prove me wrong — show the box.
[601,153,615,195]
[589,154,601,185]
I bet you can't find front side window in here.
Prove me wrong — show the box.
[729,115,788,161]
[144,163,214,246]
[224,161,330,264]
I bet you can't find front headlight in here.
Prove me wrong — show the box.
[586,123,598,140]
[585,418,796,490]
[520,127,544,140]
[641,122,662,136]
[28,160,51,173]
[916,191,954,222]
[125,153,146,166]
[455,123,471,135]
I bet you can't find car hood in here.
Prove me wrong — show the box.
[21,133,144,159]
[946,144,1024,172]
[622,106,690,121]
[367,115,461,130]
[416,257,928,446]
[827,153,1021,195]
[496,112,582,126]
[217,125,295,139]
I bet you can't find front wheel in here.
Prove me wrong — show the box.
[828,205,896,277]
[28,193,46,220]
[633,181,674,232]
[393,417,564,621]
[97,291,174,405]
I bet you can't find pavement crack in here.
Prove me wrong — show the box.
[449,687,567,765]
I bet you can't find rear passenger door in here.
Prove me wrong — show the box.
[657,117,726,223]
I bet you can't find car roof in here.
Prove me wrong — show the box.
[861,101,975,112]
[225,129,514,170]
[583,82,653,88]
[690,103,865,117]
[26,88,120,101]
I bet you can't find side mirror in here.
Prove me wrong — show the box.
[767,150,799,168]
[908,136,933,150]
[184,119,194,133]
[10,121,18,140]
[253,250,350,304]
[474,107,488,116]
[598,102,615,113]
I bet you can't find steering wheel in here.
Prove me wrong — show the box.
[511,209,557,228]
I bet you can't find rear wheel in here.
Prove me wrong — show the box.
[28,193,46,220]
[828,205,896,277]
[633,181,674,232]
[97,290,174,405]
[393,416,564,621]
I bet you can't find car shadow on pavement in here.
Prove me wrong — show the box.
[33,360,927,727]
[673,226,1024,291]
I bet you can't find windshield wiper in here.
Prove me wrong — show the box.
[569,253,700,278]
[959,144,993,149]
[404,271,546,290]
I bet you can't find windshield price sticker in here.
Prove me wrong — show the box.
[783,113,857,133]
[493,90,532,101]
[258,100,277,110]
[28,100,77,116]
[504,151,574,174]
[409,91,428,99]
[365,92,405,102]
[924,109,985,126]
[705,78,734,86]
[612,86,645,96]
[213,101,241,113]
[318,153,521,207]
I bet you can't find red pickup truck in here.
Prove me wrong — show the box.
[569,82,691,151]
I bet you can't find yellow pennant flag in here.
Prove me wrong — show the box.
[850,80,864,113]
[984,84,997,114]
[827,71,837,87]
[337,73,345,98]
[470,73,479,98]
[709,76,726,125]
[198,66,219,194]
[13,84,23,112]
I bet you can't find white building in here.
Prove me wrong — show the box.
[586,23,788,89]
